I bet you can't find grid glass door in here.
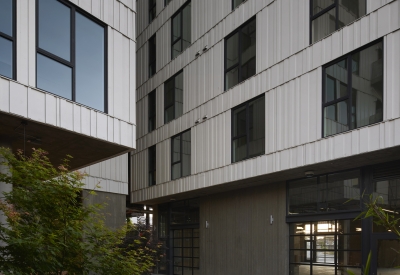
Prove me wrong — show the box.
[172,228,199,275]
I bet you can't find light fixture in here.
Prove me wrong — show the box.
[203,45,208,52]
[195,51,201,57]
[202,115,208,120]
[305,170,314,177]
[195,119,200,124]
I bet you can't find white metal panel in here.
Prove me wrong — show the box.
[27,88,45,123]
[96,112,108,141]
[130,39,136,123]
[9,82,27,117]
[386,30,400,120]
[0,78,10,113]
[90,110,97,137]
[80,107,91,136]
[73,104,81,133]
[60,100,74,131]
[16,0,29,85]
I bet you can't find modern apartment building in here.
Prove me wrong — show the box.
[132,0,400,274]
[0,0,136,228]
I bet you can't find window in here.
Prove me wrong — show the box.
[0,0,15,79]
[37,0,106,112]
[323,41,383,137]
[149,0,156,23]
[171,130,191,180]
[149,35,156,78]
[232,95,265,163]
[148,90,156,132]
[232,0,246,10]
[310,0,366,44]
[148,145,156,186]
[225,17,256,90]
[164,71,183,124]
[165,0,173,6]
[171,2,191,59]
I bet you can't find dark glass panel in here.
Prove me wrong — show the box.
[288,177,318,214]
[175,72,183,119]
[38,0,71,61]
[174,247,182,257]
[183,248,192,257]
[233,137,247,163]
[0,0,13,36]
[172,40,182,59]
[149,0,156,22]
[182,131,191,177]
[172,13,181,42]
[312,8,336,43]
[174,238,182,247]
[182,3,191,51]
[377,239,400,269]
[226,32,239,68]
[165,78,175,106]
[248,96,265,158]
[148,91,156,132]
[172,163,181,180]
[241,19,256,82]
[149,146,156,171]
[165,106,174,123]
[193,258,199,268]
[321,170,360,211]
[158,207,168,238]
[312,0,335,15]
[289,264,310,275]
[338,0,366,27]
[325,59,348,103]
[174,229,183,238]
[75,13,105,112]
[351,42,383,128]
[37,54,72,100]
[0,37,13,78]
[324,100,349,136]
[233,0,245,9]
[149,36,156,77]
[172,135,181,162]
[226,66,239,90]
[232,105,246,137]
[373,178,400,232]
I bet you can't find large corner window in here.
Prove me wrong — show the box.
[0,0,15,79]
[310,0,366,44]
[148,90,156,132]
[323,40,383,137]
[164,71,183,124]
[37,0,106,112]
[149,35,156,78]
[225,17,256,90]
[149,0,156,23]
[232,95,265,163]
[232,0,246,10]
[148,145,156,186]
[171,1,191,59]
[171,130,191,180]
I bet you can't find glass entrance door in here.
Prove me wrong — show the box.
[371,234,400,275]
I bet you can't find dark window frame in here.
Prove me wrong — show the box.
[149,34,156,78]
[232,0,247,10]
[148,89,156,132]
[0,0,16,80]
[148,145,156,186]
[224,16,256,91]
[171,1,191,60]
[149,0,156,23]
[309,0,366,44]
[36,0,108,113]
[231,94,265,163]
[170,129,191,180]
[321,39,383,138]
[164,70,183,124]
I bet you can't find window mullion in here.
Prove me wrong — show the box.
[238,28,242,84]
[71,7,76,102]
[347,55,352,130]
[335,0,339,30]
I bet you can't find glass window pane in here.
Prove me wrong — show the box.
[312,8,336,43]
[182,4,191,52]
[373,178,400,232]
[175,72,183,119]
[165,105,174,123]
[0,0,13,36]
[241,19,256,82]
[226,66,239,90]
[248,97,265,158]
[290,264,310,275]
[182,131,191,177]
[312,0,335,15]
[172,135,181,162]
[325,58,348,102]
[37,53,72,100]
[172,13,181,42]
[149,36,156,77]
[233,136,247,163]
[233,105,246,137]
[172,163,181,180]
[288,178,318,214]
[75,13,105,112]
[226,32,239,68]
[324,100,349,136]
[0,37,13,79]
[38,0,71,61]
[351,42,383,129]
[338,0,366,27]
[233,0,245,10]
[148,91,156,132]
[172,40,182,59]
[320,170,360,211]
[377,239,400,269]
